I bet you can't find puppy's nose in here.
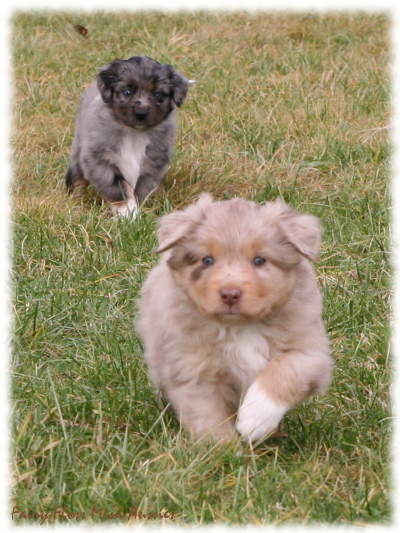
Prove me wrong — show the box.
[220,288,242,306]
[135,109,148,121]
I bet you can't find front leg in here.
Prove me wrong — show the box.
[105,174,138,217]
[163,380,238,441]
[236,350,333,442]
[135,140,171,204]
[80,154,139,217]
[135,171,167,205]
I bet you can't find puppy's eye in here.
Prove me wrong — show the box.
[123,89,133,96]
[153,90,163,99]
[252,257,266,267]
[202,256,215,266]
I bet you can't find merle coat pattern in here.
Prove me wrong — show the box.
[66,56,189,216]
[137,195,333,442]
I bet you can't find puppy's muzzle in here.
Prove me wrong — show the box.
[220,288,242,306]
[134,107,149,122]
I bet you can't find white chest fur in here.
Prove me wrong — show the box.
[116,133,149,190]
[220,326,270,388]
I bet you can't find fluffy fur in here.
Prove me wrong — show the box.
[136,194,333,442]
[66,55,189,216]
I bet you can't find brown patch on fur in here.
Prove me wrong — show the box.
[167,247,199,270]
[166,199,306,319]
[190,264,208,282]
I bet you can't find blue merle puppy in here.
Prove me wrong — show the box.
[66,56,189,216]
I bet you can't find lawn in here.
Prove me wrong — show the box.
[10,10,391,526]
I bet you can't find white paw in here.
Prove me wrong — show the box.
[236,382,288,442]
[112,200,139,219]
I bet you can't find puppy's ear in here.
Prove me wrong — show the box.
[276,201,322,262]
[97,60,125,103]
[154,193,214,253]
[154,212,193,253]
[168,68,189,108]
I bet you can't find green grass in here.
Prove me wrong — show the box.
[11,10,391,526]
